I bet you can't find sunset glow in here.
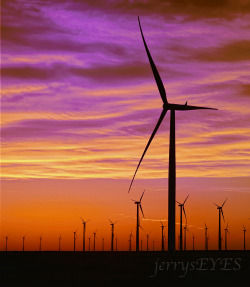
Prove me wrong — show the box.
[1,0,250,251]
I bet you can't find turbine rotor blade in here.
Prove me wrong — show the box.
[140,189,145,202]
[176,201,181,205]
[213,203,219,207]
[108,219,113,224]
[183,206,187,222]
[222,197,228,207]
[140,203,145,218]
[128,109,167,193]
[183,194,189,204]
[221,209,225,222]
[138,16,167,104]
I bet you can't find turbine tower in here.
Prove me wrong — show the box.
[59,234,61,251]
[160,221,165,251]
[243,225,246,250]
[80,218,90,252]
[204,222,208,251]
[128,17,217,253]
[109,219,117,251]
[73,229,78,252]
[22,235,25,252]
[132,190,145,252]
[176,195,189,251]
[224,223,229,250]
[214,198,227,251]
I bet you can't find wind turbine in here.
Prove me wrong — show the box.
[176,195,189,251]
[145,232,151,251]
[184,225,189,251]
[128,16,217,253]
[243,225,246,250]
[160,221,165,251]
[204,222,208,251]
[73,229,78,252]
[93,230,97,251]
[59,234,62,251]
[22,235,25,252]
[214,198,227,251]
[224,223,230,250]
[80,218,90,252]
[128,230,133,251]
[5,236,8,251]
[109,219,117,251]
[88,235,92,251]
[39,234,42,251]
[131,190,145,252]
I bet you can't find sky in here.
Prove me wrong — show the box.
[1,0,250,251]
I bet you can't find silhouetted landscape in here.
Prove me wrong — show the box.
[1,251,250,283]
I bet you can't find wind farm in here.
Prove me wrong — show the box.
[1,0,250,284]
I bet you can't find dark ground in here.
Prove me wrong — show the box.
[1,251,249,285]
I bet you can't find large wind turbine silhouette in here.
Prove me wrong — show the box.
[109,219,117,251]
[214,198,227,251]
[128,17,217,253]
[132,190,145,251]
[176,195,189,251]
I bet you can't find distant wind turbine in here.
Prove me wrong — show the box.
[109,219,117,251]
[214,198,227,250]
[131,190,145,252]
[145,232,151,251]
[22,235,25,252]
[73,229,78,252]
[39,234,42,252]
[224,223,229,250]
[153,240,155,251]
[128,230,133,251]
[184,225,189,251]
[5,236,8,252]
[128,16,217,253]
[176,195,189,251]
[80,218,90,252]
[192,233,195,251]
[93,230,97,251]
[160,221,165,251]
[59,234,62,251]
[141,239,143,251]
[88,235,92,251]
[243,225,247,251]
[204,222,208,251]
[102,237,104,251]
